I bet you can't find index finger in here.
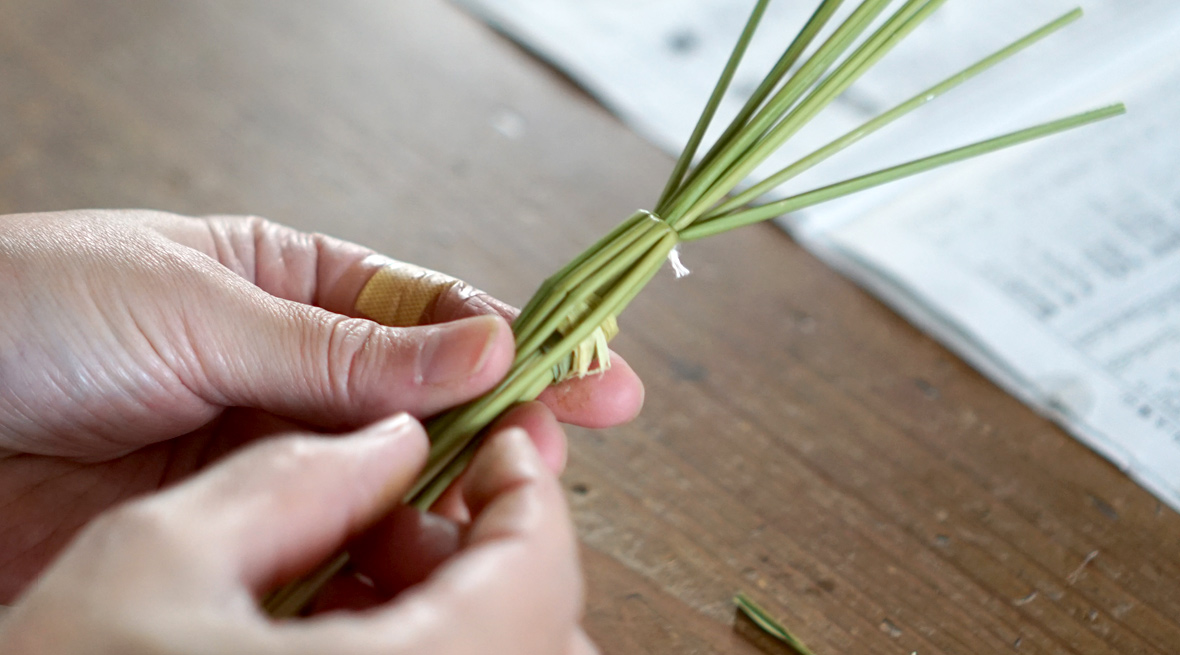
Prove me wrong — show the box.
[364,257,648,427]
[380,428,585,654]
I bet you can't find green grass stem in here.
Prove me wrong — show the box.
[675,0,946,228]
[664,0,893,226]
[656,0,771,210]
[515,211,650,327]
[681,103,1127,241]
[659,0,847,216]
[707,7,1085,216]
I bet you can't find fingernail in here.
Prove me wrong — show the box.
[416,315,501,386]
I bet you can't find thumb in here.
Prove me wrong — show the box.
[157,413,430,592]
[0,417,431,655]
[184,286,515,427]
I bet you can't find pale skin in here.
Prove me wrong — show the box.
[0,210,646,654]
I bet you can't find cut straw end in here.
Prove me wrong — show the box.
[552,312,619,381]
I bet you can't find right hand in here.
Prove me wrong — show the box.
[0,404,597,654]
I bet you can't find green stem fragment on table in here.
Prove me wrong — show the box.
[735,593,819,655]
[264,0,1123,617]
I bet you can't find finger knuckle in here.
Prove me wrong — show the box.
[94,498,182,550]
[442,282,519,322]
[257,434,323,473]
[320,316,384,404]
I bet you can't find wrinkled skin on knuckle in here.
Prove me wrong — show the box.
[321,316,389,415]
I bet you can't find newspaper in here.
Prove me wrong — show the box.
[454,0,1180,512]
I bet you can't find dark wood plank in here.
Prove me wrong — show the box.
[2,1,1178,653]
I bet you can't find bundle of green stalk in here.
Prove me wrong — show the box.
[266,0,1123,616]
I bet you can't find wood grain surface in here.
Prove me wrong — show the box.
[1,1,1177,653]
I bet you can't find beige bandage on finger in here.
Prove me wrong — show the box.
[354,258,463,327]
[356,257,619,383]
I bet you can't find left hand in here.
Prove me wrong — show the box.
[0,209,644,602]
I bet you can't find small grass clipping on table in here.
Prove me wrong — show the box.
[735,592,818,655]
[265,0,1123,616]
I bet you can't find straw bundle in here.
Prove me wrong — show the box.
[266,0,1122,616]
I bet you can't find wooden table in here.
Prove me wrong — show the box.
[2,2,1177,653]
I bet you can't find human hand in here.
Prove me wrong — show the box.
[0,406,598,654]
[0,209,643,601]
